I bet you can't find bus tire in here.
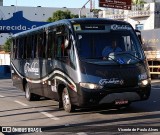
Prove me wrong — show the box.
[33,94,41,101]
[62,87,75,113]
[25,83,34,101]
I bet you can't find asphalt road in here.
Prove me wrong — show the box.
[0,79,160,135]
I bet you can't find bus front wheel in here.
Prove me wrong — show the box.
[62,87,75,113]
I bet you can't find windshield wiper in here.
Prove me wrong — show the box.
[115,52,143,62]
[104,56,122,65]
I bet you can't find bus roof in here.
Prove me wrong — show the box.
[12,18,130,38]
[68,18,128,24]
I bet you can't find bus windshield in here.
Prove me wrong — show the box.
[74,24,144,65]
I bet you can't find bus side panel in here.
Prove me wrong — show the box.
[11,60,24,91]
[26,59,48,97]
[45,59,80,105]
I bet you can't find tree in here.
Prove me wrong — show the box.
[3,38,11,52]
[132,0,146,5]
[47,10,79,22]
[91,9,102,18]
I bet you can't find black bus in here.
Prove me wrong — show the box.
[11,18,151,112]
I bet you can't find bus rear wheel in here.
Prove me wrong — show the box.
[62,87,75,113]
[25,83,34,101]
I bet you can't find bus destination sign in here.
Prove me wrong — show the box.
[99,0,131,10]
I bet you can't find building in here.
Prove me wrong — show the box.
[98,2,160,30]
[0,51,10,65]
[0,5,90,45]
[0,4,90,65]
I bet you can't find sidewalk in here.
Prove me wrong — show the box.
[151,79,160,87]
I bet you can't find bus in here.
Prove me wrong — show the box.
[11,18,151,112]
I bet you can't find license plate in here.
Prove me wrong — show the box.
[115,100,128,105]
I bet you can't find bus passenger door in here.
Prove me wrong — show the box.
[45,28,58,100]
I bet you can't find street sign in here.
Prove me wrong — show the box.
[99,0,131,10]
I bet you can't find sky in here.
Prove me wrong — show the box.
[3,0,99,8]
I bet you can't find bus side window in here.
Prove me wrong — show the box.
[26,36,32,59]
[12,39,16,59]
[11,39,14,59]
[31,35,36,58]
[18,38,23,59]
[56,36,64,58]
[16,39,19,59]
[23,37,27,59]
[14,39,17,59]
[55,25,70,60]
[37,33,43,58]
[36,32,46,59]
[63,26,70,57]
[43,32,47,58]
[47,31,55,59]
[35,35,38,58]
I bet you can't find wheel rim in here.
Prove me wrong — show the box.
[62,89,71,110]
[25,85,30,99]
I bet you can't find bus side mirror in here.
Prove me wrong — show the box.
[64,38,69,48]
[65,33,73,50]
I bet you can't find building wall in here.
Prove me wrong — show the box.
[130,3,155,30]
[98,2,159,30]
[0,6,90,45]
[0,53,10,65]
[144,3,155,29]
[126,3,160,30]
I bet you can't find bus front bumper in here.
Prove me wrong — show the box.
[77,85,151,107]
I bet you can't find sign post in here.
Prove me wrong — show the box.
[99,0,131,10]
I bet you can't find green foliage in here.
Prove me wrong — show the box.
[132,0,146,5]
[47,10,79,22]
[91,9,102,18]
[4,38,11,52]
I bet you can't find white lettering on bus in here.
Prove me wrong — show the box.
[111,24,132,30]
[99,78,124,85]
[24,62,39,75]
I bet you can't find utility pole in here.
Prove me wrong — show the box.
[79,0,91,18]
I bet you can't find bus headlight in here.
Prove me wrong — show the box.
[80,83,103,89]
[141,79,149,86]
[138,79,150,86]
[138,73,150,86]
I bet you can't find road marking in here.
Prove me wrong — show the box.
[9,90,19,91]
[41,112,60,120]
[77,133,88,135]
[0,95,4,97]
[152,87,160,90]
[14,100,28,107]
